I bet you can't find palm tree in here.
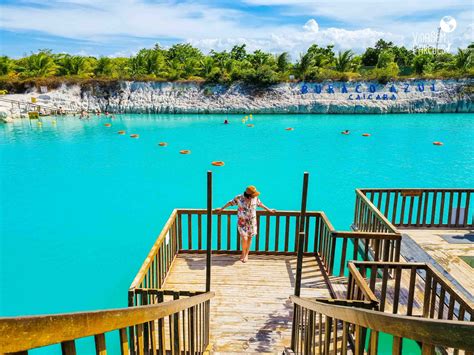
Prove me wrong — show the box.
[0,56,12,76]
[56,54,86,75]
[18,50,57,77]
[295,52,313,80]
[276,52,290,73]
[200,57,214,78]
[335,50,355,72]
[455,48,473,71]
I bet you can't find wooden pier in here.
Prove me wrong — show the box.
[0,179,473,354]
[161,254,345,352]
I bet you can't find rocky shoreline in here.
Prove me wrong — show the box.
[1,79,473,120]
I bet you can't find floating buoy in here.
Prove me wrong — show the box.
[212,161,225,166]
[362,133,371,137]
[433,141,443,146]
[130,134,139,138]
[104,123,112,127]
[249,114,253,119]
[52,120,57,125]
[247,124,254,127]
[285,127,294,131]
[158,142,167,146]
[37,121,43,125]
[242,119,246,123]
[118,130,126,135]
[245,116,248,119]
[180,150,191,155]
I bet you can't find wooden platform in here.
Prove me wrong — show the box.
[400,229,474,300]
[162,253,343,353]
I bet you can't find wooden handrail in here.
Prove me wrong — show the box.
[178,209,324,216]
[332,231,401,240]
[349,261,474,316]
[129,209,178,290]
[318,211,335,231]
[290,296,474,351]
[350,261,427,268]
[359,188,474,192]
[0,291,214,353]
[355,189,399,233]
[358,188,473,228]
[347,262,379,304]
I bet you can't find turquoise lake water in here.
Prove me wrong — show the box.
[1,113,473,352]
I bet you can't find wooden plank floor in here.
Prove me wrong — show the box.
[162,253,341,353]
[401,229,474,299]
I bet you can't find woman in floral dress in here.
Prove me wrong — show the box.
[215,186,275,262]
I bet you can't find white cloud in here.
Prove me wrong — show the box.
[303,19,319,33]
[189,24,401,59]
[0,0,472,58]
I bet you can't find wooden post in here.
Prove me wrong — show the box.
[205,171,212,292]
[294,172,309,297]
[291,172,309,351]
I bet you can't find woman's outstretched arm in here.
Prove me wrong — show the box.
[258,201,276,213]
[214,200,234,213]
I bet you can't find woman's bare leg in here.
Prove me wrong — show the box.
[240,235,247,261]
[243,236,252,262]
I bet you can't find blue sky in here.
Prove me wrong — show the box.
[0,0,472,58]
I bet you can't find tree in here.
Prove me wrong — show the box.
[276,52,291,73]
[306,44,335,70]
[55,54,88,76]
[94,57,114,77]
[0,56,13,76]
[16,50,58,77]
[295,52,314,80]
[335,50,355,72]
[376,50,396,68]
[243,65,278,86]
[1,41,472,83]
[413,52,433,74]
[391,46,414,67]
[455,48,473,71]
[361,47,379,66]
[129,47,166,77]
[249,50,274,68]
[200,57,214,78]
[230,44,247,61]
[167,44,203,64]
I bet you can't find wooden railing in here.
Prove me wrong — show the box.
[0,291,214,355]
[129,209,179,292]
[176,209,403,277]
[128,209,404,292]
[328,231,401,276]
[177,209,320,254]
[347,261,473,321]
[354,189,400,233]
[358,188,473,229]
[290,295,474,355]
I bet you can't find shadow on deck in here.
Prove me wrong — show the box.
[162,253,345,353]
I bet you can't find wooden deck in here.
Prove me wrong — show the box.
[162,253,344,353]
[400,229,474,300]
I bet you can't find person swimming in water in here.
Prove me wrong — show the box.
[224,119,229,124]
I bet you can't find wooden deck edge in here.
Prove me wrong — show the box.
[178,249,315,256]
[400,233,474,304]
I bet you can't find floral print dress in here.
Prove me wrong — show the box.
[228,194,263,238]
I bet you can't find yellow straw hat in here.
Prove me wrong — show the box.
[245,185,260,197]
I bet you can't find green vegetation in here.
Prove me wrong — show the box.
[1,40,473,89]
